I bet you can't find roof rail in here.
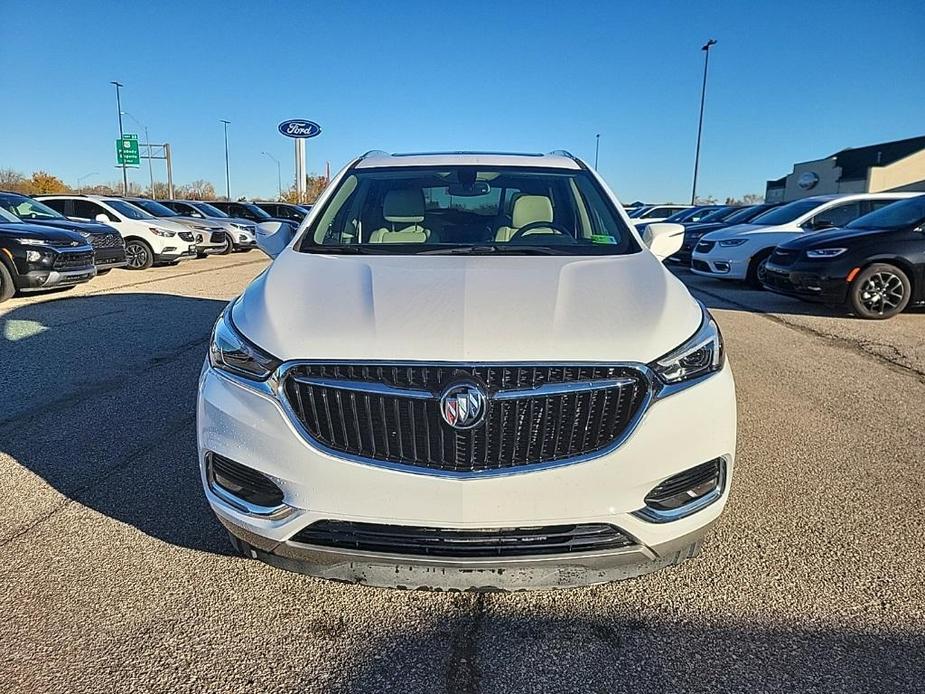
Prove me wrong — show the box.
[359,149,390,160]
[547,149,578,160]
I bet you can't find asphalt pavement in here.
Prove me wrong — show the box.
[1,254,922,693]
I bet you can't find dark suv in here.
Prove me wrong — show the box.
[0,191,126,273]
[254,202,311,222]
[207,201,294,229]
[0,207,96,302]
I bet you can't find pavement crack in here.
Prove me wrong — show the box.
[446,593,486,694]
[694,285,925,384]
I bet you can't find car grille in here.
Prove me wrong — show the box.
[210,231,226,243]
[178,231,195,242]
[291,520,635,557]
[769,248,799,266]
[53,251,94,269]
[695,240,715,253]
[282,363,650,474]
[87,232,124,249]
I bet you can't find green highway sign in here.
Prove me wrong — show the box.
[116,133,140,167]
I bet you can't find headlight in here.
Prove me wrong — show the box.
[26,249,43,262]
[209,304,281,381]
[77,231,91,238]
[718,239,747,247]
[149,227,176,237]
[806,248,846,258]
[650,305,724,386]
[15,238,47,246]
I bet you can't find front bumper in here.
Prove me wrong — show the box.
[762,262,850,304]
[690,253,749,280]
[17,265,97,290]
[197,362,737,589]
[154,246,197,263]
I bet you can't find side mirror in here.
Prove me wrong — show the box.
[256,221,295,259]
[94,213,110,223]
[642,222,684,261]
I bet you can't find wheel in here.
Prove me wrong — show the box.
[0,262,16,303]
[746,250,773,289]
[847,263,911,319]
[235,247,253,253]
[124,239,154,270]
[216,233,233,255]
[97,268,111,275]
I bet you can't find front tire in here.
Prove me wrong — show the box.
[124,239,154,270]
[746,250,773,289]
[0,262,15,303]
[97,268,112,276]
[216,233,233,255]
[848,263,910,319]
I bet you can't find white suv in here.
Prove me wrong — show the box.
[38,195,198,269]
[691,193,920,286]
[198,151,737,590]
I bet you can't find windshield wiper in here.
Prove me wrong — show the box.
[301,245,377,254]
[419,245,573,256]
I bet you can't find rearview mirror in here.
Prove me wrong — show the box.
[642,223,684,261]
[447,181,490,197]
[256,221,295,259]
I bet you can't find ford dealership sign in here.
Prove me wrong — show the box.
[278,120,322,139]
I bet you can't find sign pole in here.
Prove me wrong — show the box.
[165,143,174,199]
[111,81,128,195]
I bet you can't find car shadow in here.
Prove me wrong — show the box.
[321,608,924,693]
[0,291,231,555]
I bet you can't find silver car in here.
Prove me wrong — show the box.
[158,200,257,252]
[127,198,231,256]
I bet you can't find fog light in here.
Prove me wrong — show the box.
[26,250,42,262]
[714,262,730,273]
[206,452,287,515]
[633,458,726,523]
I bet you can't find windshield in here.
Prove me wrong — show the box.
[0,207,23,224]
[750,199,822,225]
[242,204,272,219]
[132,199,179,217]
[697,206,736,223]
[666,206,711,223]
[723,205,769,224]
[297,166,640,256]
[192,202,228,218]
[846,196,925,230]
[104,199,155,220]
[0,194,67,221]
[627,206,651,218]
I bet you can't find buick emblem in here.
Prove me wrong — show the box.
[440,383,486,429]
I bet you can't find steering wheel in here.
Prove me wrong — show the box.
[509,221,575,243]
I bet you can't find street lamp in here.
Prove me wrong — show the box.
[77,171,98,193]
[110,81,128,195]
[594,133,600,170]
[691,38,717,205]
[261,152,282,200]
[220,120,231,200]
[122,111,154,195]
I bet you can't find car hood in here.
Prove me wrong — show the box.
[149,219,190,233]
[684,222,724,236]
[169,216,226,229]
[0,221,89,244]
[778,226,888,250]
[233,251,702,364]
[25,218,116,234]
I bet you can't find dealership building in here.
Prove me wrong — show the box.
[765,135,925,202]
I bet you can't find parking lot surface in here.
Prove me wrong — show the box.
[1,256,923,693]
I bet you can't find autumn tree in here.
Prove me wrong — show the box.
[281,174,330,204]
[177,180,216,200]
[0,169,29,193]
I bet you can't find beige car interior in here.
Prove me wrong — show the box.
[368,189,430,243]
[494,195,556,242]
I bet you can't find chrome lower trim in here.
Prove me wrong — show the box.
[631,455,728,523]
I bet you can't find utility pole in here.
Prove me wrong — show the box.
[111,81,128,195]
[262,151,282,200]
[220,120,231,200]
[691,39,717,205]
[594,134,600,169]
[165,143,175,199]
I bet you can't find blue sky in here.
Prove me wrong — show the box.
[1,0,923,202]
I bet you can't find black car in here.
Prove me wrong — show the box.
[254,201,311,222]
[671,203,781,264]
[0,208,96,302]
[0,191,126,273]
[762,195,925,319]
[207,201,294,230]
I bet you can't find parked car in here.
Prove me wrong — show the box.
[0,207,96,302]
[690,193,920,287]
[37,195,197,270]
[254,202,312,223]
[0,191,126,273]
[671,203,781,265]
[207,200,294,231]
[664,205,725,224]
[158,200,257,252]
[126,198,229,257]
[629,204,691,225]
[763,195,925,319]
[199,150,736,590]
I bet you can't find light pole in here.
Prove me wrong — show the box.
[261,152,282,200]
[220,120,231,200]
[110,81,128,195]
[594,133,600,169]
[691,38,717,205]
[77,171,98,193]
[122,111,154,195]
